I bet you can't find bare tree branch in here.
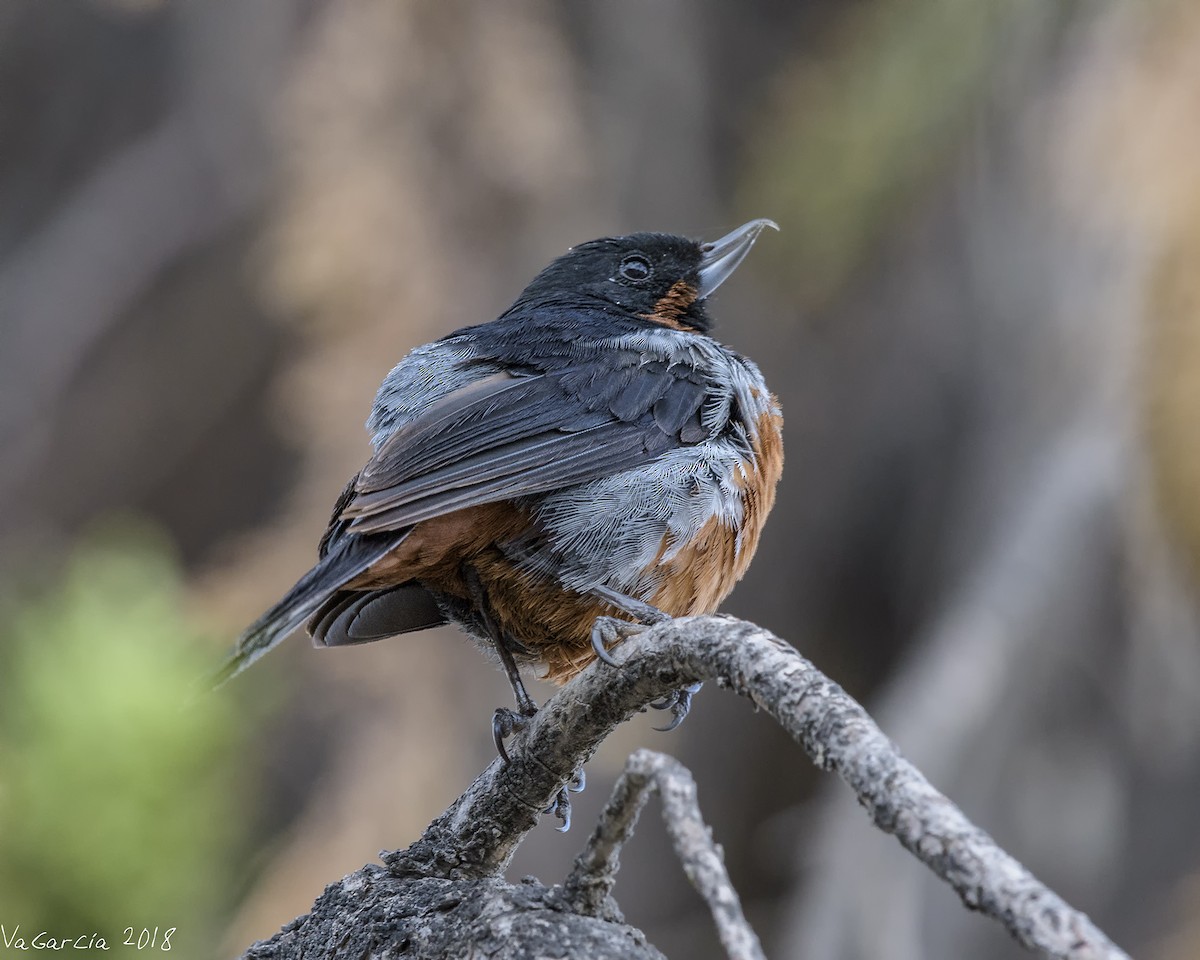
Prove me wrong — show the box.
[247,615,1130,960]
[562,749,767,960]
[788,428,1124,958]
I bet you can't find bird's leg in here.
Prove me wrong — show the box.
[586,586,702,730]
[461,566,588,829]
[589,617,648,666]
[490,629,540,764]
[587,585,670,665]
[462,566,539,764]
[589,584,673,626]
[492,625,538,717]
[587,582,672,665]
[489,622,586,829]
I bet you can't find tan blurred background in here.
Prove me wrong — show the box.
[2,1,1200,958]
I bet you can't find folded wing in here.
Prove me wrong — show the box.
[339,359,709,536]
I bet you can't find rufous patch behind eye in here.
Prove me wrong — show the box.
[638,279,697,330]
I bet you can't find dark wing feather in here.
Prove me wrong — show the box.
[653,375,707,435]
[309,584,447,646]
[357,373,609,492]
[346,422,675,533]
[341,359,708,536]
[212,529,407,685]
[610,360,673,420]
[318,471,361,559]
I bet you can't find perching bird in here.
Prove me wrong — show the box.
[217,219,782,807]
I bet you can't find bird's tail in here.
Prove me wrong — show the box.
[211,535,400,687]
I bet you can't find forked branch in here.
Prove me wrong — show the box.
[247,615,1130,960]
[562,749,766,960]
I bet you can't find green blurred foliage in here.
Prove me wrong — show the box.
[0,521,248,956]
[743,0,1037,309]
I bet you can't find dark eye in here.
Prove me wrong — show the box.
[618,254,653,283]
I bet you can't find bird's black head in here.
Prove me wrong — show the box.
[513,219,778,334]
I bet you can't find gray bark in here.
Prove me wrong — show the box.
[562,749,766,960]
[240,615,1130,960]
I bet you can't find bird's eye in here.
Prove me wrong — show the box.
[618,254,653,283]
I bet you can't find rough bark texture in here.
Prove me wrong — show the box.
[562,749,767,960]
[240,869,665,960]
[241,615,1130,960]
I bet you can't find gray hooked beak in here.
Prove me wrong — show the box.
[696,218,779,299]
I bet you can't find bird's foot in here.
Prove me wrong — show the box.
[544,767,587,832]
[649,681,704,732]
[492,703,538,765]
[492,707,586,832]
[590,616,647,667]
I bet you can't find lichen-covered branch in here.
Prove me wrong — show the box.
[249,614,1131,960]
[562,749,766,960]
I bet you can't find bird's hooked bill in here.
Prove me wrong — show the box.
[696,218,779,300]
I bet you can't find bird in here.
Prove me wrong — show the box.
[216,219,783,821]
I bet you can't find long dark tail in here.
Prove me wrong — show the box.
[212,534,403,687]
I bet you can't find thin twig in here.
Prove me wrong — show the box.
[562,749,766,960]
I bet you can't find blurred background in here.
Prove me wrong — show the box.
[2,1,1199,957]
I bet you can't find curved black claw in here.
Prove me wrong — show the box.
[492,707,534,765]
[651,681,704,732]
[544,766,586,832]
[545,787,573,832]
[568,767,586,793]
[590,616,646,667]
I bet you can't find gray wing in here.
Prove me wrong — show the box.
[340,360,709,535]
